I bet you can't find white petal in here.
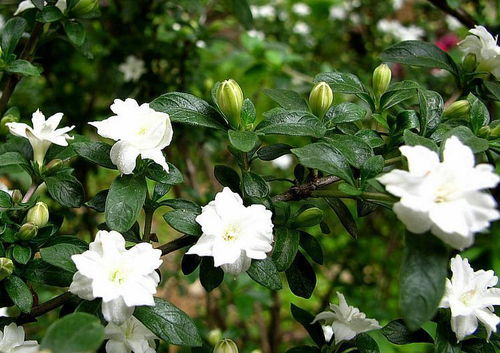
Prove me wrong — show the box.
[451,314,478,341]
[400,145,440,176]
[331,322,356,344]
[220,253,252,275]
[475,308,500,339]
[443,136,475,170]
[102,297,134,325]
[186,234,216,257]
[5,122,30,138]
[393,202,432,234]
[14,0,36,15]
[105,340,129,353]
[69,272,96,301]
[110,141,140,174]
[126,243,162,275]
[311,311,336,324]
[141,149,169,173]
[212,241,242,267]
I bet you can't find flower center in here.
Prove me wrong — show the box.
[435,183,456,203]
[223,224,240,242]
[109,268,127,285]
[460,290,477,306]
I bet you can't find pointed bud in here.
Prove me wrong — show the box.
[11,190,22,204]
[71,0,99,17]
[0,109,19,135]
[309,82,333,118]
[216,79,244,128]
[292,207,324,227]
[372,64,392,97]
[0,258,13,281]
[443,100,470,120]
[45,159,63,170]
[214,339,239,353]
[477,126,491,138]
[27,202,49,227]
[490,124,500,139]
[462,53,477,73]
[208,329,222,346]
[16,222,38,241]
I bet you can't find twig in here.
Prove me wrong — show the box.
[268,291,281,353]
[426,0,475,28]
[21,183,38,203]
[16,292,73,324]
[271,175,341,202]
[156,235,197,256]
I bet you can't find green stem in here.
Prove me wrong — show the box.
[384,156,402,166]
[311,190,396,202]
[143,192,154,243]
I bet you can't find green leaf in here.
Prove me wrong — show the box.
[355,130,385,149]
[435,311,461,353]
[441,126,489,153]
[23,259,73,287]
[484,80,500,101]
[467,94,490,134]
[271,228,300,271]
[158,199,201,213]
[163,209,201,236]
[418,89,443,136]
[299,231,323,265]
[41,313,105,353]
[45,173,84,208]
[325,135,374,168]
[381,319,433,345]
[214,165,240,192]
[0,152,29,168]
[230,0,253,29]
[324,102,367,127]
[380,81,419,110]
[263,89,309,111]
[37,5,64,22]
[286,347,321,353]
[40,243,87,273]
[3,276,32,313]
[256,108,326,138]
[64,20,86,46]
[313,72,372,106]
[134,297,202,346]
[0,191,12,208]
[257,144,292,161]
[145,162,183,185]
[247,258,282,290]
[290,304,325,346]
[360,155,384,187]
[181,254,201,275]
[285,251,316,298]
[356,333,380,353]
[105,175,147,232]
[381,41,460,78]
[150,92,227,130]
[461,339,496,353]
[242,172,269,198]
[72,141,115,169]
[403,130,438,152]
[325,197,358,238]
[228,130,259,152]
[12,245,31,265]
[199,257,224,292]
[5,60,42,76]
[291,142,354,184]
[400,233,449,330]
[241,98,256,126]
[1,17,27,55]
[85,190,108,212]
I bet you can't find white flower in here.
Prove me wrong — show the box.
[292,3,311,16]
[251,5,276,19]
[247,30,265,40]
[118,56,146,83]
[312,292,381,344]
[322,325,334,342]
[378,136,500,250]
[105,316,157,353]
[271,155,293,170]
[392,0,404,10]
[459,26,500,80]
[439,255,500,341]
[446,16,462,30]
[377,19,424,41]
[329,6,347,20]
[186,187,274,275]
[0,323,39,353]
[69,230,162,324]
[89,98,173,175]
[0,182,12,196]
[15,0,66,15]
[0,307,8,317]
[293,22,311,35]
[6,109,74,167]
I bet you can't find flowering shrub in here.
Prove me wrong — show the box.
[0,1,499,353]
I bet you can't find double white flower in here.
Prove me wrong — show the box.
[440,255,500,341]
[378,136,499,250]
[70,230,162,324]
[89,99,173,175]
[312,292,381,345]
[6,109,74,167]
[0,323,39,353]
[105,316,157,353]
[186,187,274,275]
[459,26,500,80]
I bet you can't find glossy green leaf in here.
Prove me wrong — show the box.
[247,258,282,290]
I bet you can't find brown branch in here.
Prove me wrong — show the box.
[268,291,281,353]
[271,175,341,202]
[16,292,74,324]
[426,0,475,28]
[156,235,197,256]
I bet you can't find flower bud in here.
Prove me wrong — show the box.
[216,79,244,128]
[309,82,333,118]
[17,223,38,241]
[292,207,324,227]
[71,0,99,17]
[213,339,238,353]
[45,159,63,170]
[27,202,49,227]
[477,126,491,138]
[490,124,500,139]
[0,108,20,135]
[372,64,392,97]
[0,258,13,281]
[462,53,477,73]
[443,100,470,120]
[208,329,222,346]
[11,190,22,204]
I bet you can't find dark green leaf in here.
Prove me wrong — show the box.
[484,81,500,101]
[5,60,42,76]
[462,339,496,353]
[257,144,292,161]
[40,243,86,273]
[435,311,461,353]
[0,152,29,168]
[214,165,240,192]
[230,0,253,29]
[12,245,31,265]
[37,5,64,22]
[299,232,323,265]
[360,155,384,186]
[313,72,372,106]
[1,17,27,54]
[41,313,105,353]
[181,254,201,275]
[418,89,443,136]
[242,172,269,198]
[247,258,282,290]
[4,276,32,313]
[325,135,374,168]
[286,251,316,298]
[356,333,380,353]
[290,304,326,346]
[241,98,256,126]
[256,108,326,138]
[264,89,308,111]
[199,257,224,292]
[467,94,490,134]
[441,126,489,153]
[163,209,201,236]
[23,259,73,287]
[0,191,12,208]
[158,199,201,213]
[64,20,86,46]
[45,173,84,208]
[228,130,259,152]
[105,175,147,232]
[403,130,438,152]
[145,162,183,185]
[272,228,300,271]
[355,130,385,149]
[85,190,108,212]
[380,81,419,110]
[381,319,433,345]
[325,102,367,127]
[72,141,115,169]
[134,297,201,346]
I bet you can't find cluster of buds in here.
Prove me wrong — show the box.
[16,202,49,241]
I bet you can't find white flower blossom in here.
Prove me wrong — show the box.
[0,323,39,353]
[118,56,146,83]
[312,292,381,344]
[446,16,462,30]
[322,325,334,342]
[105,316,158,353]
[15,0,66,15]
[293,22,311,35]
[392,0,404,10]
[186,187,274,275]
[377,19,424,41]
[329,5,348,20]
[6,109,74,167]
[70,230,162,324]
[378,136,500,250]
[247,30,265,40]
[271,155,293,170]
[0,182,12,196]
[459,26,500,80]
[251,5,276,19]
[440,255,500,341]
[0,307,8,317]
[292,3,311,16]
[89,98,173,175]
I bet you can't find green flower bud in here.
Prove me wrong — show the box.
[11,190,22,204]
[477,126,491,138]
[45,159,63,170]
[216,79,244,128]
[17,223,38,241]
[309,82,333,119]
[0,116,19,135]
[27,202,49,227]
[0,258,14,281]
[372,64,392,97]
[207,329,222,346]
[213,339,238,353]
[293,207,324,227]
[71,0,99,17]
[462,53,477,73]
[443,100,470,121]
[490,124,500,139]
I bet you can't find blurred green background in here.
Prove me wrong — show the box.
[0,0,499,352]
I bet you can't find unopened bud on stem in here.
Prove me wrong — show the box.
[462,53,477,73]
[0,258,13,281]
[213,339,238,353]
[17,223,38,241]
[443,100,470,121]
[27,202,49,227]
[372,64,391,97]
[216,79,244,129]
[309,82,333,118]
[208,329,222,346]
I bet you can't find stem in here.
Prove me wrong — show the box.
[311,190,396,202]
[272,175,341,202]
[21,183,38,203]
[143,207,154,243]
[156,235,198,256]
[384,156,402,166]
[16,292,73,324]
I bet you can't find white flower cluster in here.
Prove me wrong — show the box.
[459,26,500,80]
[119,56,146,83]
[377,19,424,41]
[329,0,359,21]
[0,323,39,353]
[250,5,276,19]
